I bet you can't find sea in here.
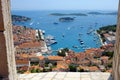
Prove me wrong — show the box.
[11,10,117,54]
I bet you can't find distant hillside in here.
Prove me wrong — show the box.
[12,15,31,22]
[97,24,117,34]
[88,12,117,15]
[50,13,87,16]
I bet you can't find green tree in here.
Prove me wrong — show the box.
[31,69,37,73]
[36,68,42,73]
[108,63,112,68]
[102,51,114,59]
[69,64,77,72]
[78,68,84,72]
[57,51,66,57]
[57,48,69,57]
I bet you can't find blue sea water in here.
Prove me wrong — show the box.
[11,10,117,53]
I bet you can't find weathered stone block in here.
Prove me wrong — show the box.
[0,32,9,76]
[0,0,4,31]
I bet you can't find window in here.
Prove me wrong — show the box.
[11,0,118,73]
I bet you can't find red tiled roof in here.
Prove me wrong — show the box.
[38,56,44,60]
[16,59,29,65]
[48,56,63,61]
[18,41,41,48]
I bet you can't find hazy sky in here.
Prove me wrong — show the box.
[11,0,119,11]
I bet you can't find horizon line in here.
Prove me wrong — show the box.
[11,9,118,11]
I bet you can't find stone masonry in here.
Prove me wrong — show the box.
[112,1,120,80]
[0,0,17,80]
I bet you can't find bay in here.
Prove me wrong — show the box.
[11,10,117,55]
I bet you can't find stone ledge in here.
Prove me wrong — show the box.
[18,72,112,80]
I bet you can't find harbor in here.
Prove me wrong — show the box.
[12,10,117,54]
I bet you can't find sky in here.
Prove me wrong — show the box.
[11,0,119,11]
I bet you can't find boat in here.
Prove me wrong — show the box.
[67,27,71,30]
[45,35,57,46]
[93,39,96,41]
[62,34,65,37]
[30,22,34,25]
[53,22,58,24]
[45,35,55,40]
[78,39,84,44]
[42,30,45,34]
[72,45,78,48]
[82,47,86,50]
[80,41,84,44]
[45,39,57,46]
[87,29,94,34]
[78,38,81,41]
[86,47,91,50]
[79,33,83,36]
[80,26,83,28]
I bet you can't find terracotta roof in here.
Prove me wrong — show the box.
[101,56,109,60]
[38,56,45,60]
[85,48,96,54]
[48,56,63,61]
[57,61,68,69]
[89,66,99,71]
[16,59,29,65]
[80,66,99,71]
[24,71,31,74]
[20,54,29,58]
[106,69,112,73]
[18,41,41,48]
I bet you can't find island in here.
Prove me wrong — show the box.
[59,17,74,22]
[88,12,117,15]
[12,15,31,22]
[88,12,118,15]
[50,13,87,16]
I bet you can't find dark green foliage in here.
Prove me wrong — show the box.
[17,70,26,74]
[78,68,84,72]
[12,15,31,22]
[36,69,42,73]
[57,51,66,57]
[102,51,114,59]
[30,68,42,73]
[30,62,39,66]
[64,48,69,52]
[97,25,116,35]
[96,30,101,34]
[57,48,69,57]
[31,69,37,73]
[69,64,77,72]
[43,68,52,72]
[98,25,116,33]
[108,63,112,68]
[45,64,48,67]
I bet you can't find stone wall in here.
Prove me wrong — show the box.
[0,0,17,80]
[112,1,120,80]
